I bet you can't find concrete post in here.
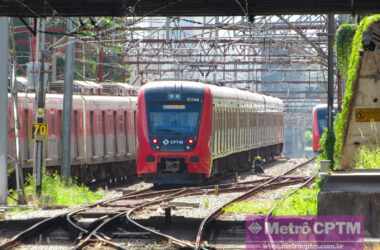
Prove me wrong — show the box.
[0,18,9,205]
[62,19,75,179]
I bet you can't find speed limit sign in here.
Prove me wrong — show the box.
[32,123,48,140]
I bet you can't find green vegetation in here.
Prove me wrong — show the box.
[224,200,273,215]
[318,128,335,169]
[321,15,380,168]
[8,173,104,208]
[272,183,319,216]
[355,146,380,169]
[223,182,320,216]
[335,24,357,80]
[304,129,312,146]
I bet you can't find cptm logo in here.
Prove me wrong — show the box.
[248,222,263,235]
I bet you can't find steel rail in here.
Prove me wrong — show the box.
[75,189,191,249]
[263,174,317,250]
[194,157,316,250]
[123,176,310,250]
[0,187,153,249]
[0,159,314,249]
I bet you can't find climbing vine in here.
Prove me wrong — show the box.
[335,23,357,80]
[333,15,380,167]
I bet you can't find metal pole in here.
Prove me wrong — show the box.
[52,37,57,82]
[62,19,75,179]
[33,19,46,197]
[0,18,9,205]
[327,13,335,164]
[11,62,26,204]
[327,13,335,131]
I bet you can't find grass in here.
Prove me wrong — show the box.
[355,146,380,169]
[8,173,104,208]
[223,181,320,216]
[224,200,273,215]
[272,183,319,216]
[326,15,380,168]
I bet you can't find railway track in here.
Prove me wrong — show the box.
[0,157,316,250]
[195,157,317,250]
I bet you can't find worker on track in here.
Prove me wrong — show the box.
[254,156,265,174]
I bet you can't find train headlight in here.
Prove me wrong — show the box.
[187,138,194,145]
[152,138,158,144]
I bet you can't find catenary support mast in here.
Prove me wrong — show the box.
[62,19,75,179]
[0,17,9,205]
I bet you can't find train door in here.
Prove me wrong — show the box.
[101,110,107,158]
[113,110,118,157]
[123,110,129,157]
[133,110,137,155]
[73,110,79,162]
[89,110,95,161]
[47,109,58,164]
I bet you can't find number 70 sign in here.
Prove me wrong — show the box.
[32,123,48,140]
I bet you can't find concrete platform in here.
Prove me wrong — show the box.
[318,170,380,237]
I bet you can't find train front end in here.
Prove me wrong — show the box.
[312,105,327,152]
[137,82,212,185]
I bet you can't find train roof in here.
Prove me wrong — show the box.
[312,104,338,112]
[15,92,137,103]
[141,80,283,106]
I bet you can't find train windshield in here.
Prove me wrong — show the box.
[317,108,327,135]
[147,102,202,136]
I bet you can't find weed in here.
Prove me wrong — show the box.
[223,182,320,216]
[11,173,104,208]
[355,146,380,169]
[333,15,380,167]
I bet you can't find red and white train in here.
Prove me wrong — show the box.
[137,81,284,185]
[7,93,137,184]
[7,81,284,186]
[311,104,336,152]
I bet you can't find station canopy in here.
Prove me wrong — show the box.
[4,0,380,17]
